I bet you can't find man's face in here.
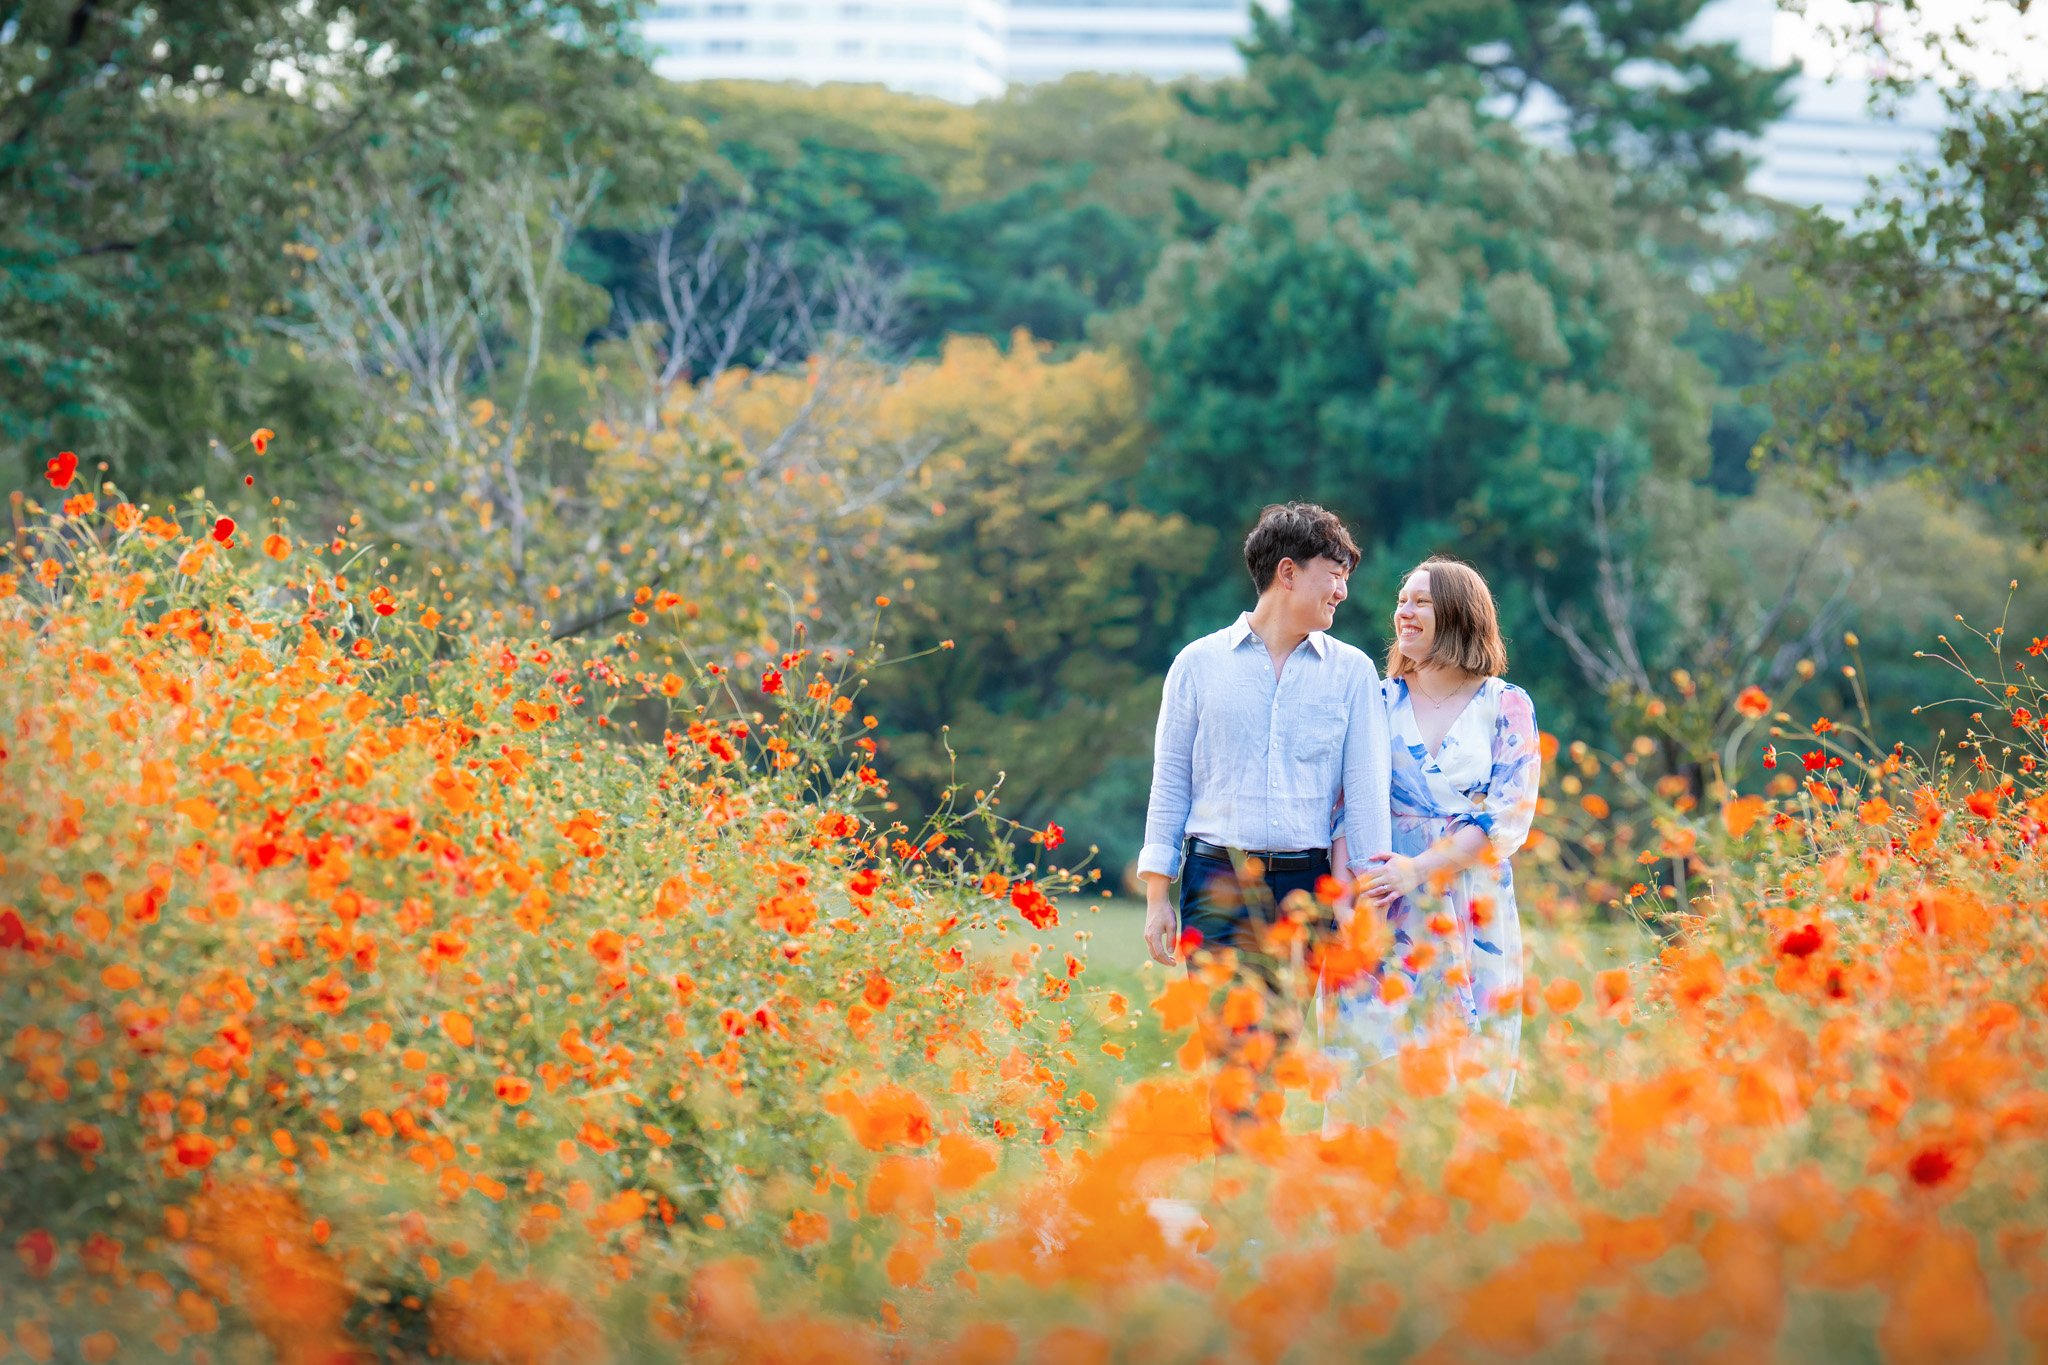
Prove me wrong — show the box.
[1283,555,1350,630]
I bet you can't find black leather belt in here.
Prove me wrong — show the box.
[1186,839,1329,873]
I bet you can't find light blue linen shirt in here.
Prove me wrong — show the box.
[1138,612,1393,881]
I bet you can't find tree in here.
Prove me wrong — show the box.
[0,0,676,490]
[612,76,1194,351]
[278,166,922,651]
[1176,0,1796,211]
[934,179,1161,344]
[1726,61,2048,530]
[1132,97,1711,725]
[854,335,1213,861]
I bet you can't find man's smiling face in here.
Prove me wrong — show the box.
[1287,554,1350,631]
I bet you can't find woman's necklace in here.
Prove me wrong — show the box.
[1409,670,1470,709]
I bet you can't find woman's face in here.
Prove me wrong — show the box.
[1393,569,1436,665]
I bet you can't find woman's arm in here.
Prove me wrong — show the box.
[1360,826,1490,905]
[1363,686,1541,906]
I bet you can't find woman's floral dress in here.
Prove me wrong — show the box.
[1327,676,1541,1099]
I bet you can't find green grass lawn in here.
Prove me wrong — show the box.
[992,892,1662,1113]
[1029,894,1660,993]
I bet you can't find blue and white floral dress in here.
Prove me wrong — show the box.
[1328,675,1541,1098]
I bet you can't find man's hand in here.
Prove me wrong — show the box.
[1141,877,1180,966]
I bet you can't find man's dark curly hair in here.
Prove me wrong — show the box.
[1243,502,1360,594]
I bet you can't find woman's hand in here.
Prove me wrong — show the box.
[1361,852,1425,906]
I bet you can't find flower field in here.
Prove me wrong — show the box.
[7,480,2048,1363]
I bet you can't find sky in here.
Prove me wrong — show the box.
[1776,0,2048,88]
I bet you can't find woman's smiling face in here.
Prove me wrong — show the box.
[1393,568,1436,664]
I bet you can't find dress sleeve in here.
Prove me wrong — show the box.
[1449,683,1541,861]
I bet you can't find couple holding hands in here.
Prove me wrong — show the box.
[1137,502,1541,1098]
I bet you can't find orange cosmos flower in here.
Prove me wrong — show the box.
[1723,794,1766,838]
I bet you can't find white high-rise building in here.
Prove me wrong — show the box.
[1004,0,1275,85]
[1747,79,1948,218]
[640,0,1007,103]
[636,0,1981,219]
[1688,0,1949,218]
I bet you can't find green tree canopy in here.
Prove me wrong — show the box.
[1177,0,1796,209]
[0,0,676,489]
[1729,87,2048,531]
[1133,97,1711,718]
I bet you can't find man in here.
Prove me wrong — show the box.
[1139,502,1392,975]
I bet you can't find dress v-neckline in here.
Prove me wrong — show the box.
[1403,677,1488,763]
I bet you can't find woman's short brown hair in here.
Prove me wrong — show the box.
[1242,503,1361,594]
[1386,556,1508,680]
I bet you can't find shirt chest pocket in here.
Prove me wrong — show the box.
[1289,702,1346,766]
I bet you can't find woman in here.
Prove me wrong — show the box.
[1328,556,1541,1099]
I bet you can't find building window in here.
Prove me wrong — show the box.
[1008,28,1237,44]
[1011,0,1240,7]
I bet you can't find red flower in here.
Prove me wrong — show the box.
[1777,923,1823,958]
[211,516,235,546]
[1734,685,1771,719]
[46,451,78,489]
[172,1132,217,1169]
[1907,1145,1956,1187]
[15,1229,57,1279]
[1010,879,1057,929]
[761,668,785,696]
[1041,821,1066,851]
[251,427,274,455]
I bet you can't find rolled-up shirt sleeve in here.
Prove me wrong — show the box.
[1137,653,1198,880]
[1341,665,1392,873]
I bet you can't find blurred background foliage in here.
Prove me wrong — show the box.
[6,0,2045,880]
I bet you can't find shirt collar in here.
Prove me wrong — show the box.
[1232,612,1329,658]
